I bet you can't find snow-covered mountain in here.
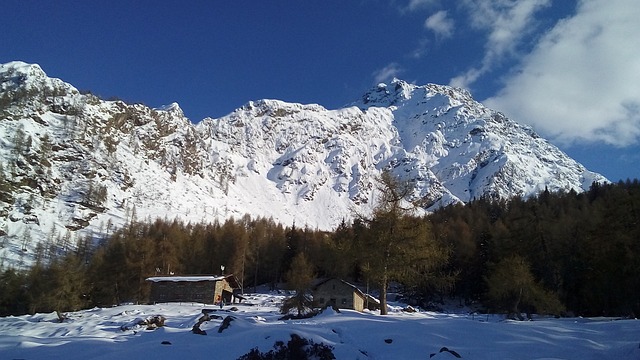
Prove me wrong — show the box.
[0,61,606,267]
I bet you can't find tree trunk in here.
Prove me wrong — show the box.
[510,287,523,320]
[379,276,388,315]
[253,248,259,293]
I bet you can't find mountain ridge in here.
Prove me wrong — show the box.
[0,61,607,268]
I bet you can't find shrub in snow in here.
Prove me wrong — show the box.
[120,315,165,332]
[429,346,462,358]
[237,333,335,360]
[279,292,316,319]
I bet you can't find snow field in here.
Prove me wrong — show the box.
[0,292,638,360]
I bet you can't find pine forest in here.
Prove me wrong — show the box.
[1,179,638,319]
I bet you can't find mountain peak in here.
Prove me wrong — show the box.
[355,78,475,111]
[1,61,43,89]
[357,78,414,108]
[156,102,185,116]
[0,61,76,98]
[0,61,45,76]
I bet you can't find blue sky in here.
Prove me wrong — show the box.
[2,0,639,181]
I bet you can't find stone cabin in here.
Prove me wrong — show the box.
[312,278,379,312]
[146,275,241,305]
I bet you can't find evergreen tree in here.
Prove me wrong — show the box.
[12,126,26,156]
[485,255,564,319]
[318,219,355,279]
[281,252,315,317]
[0,269,29,315]
[38,133,52,167]
[48,255,89,313]
[280,225,303,279]
[20,227,32,252]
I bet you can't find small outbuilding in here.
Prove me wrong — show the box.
[312,278,379,312]
[146,275,241,305]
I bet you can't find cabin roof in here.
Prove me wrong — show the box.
[146,275,227,283]
[313,278,365,297]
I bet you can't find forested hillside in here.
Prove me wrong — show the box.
[1,180,638,317]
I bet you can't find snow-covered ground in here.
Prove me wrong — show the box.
[1,292,638,359]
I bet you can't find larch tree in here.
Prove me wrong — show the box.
[358,171,450,315]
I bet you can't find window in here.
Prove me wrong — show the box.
[341,298,347,305]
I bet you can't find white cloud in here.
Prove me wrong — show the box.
[485,0,640,146]
[405,0,439,12]
[450,0,551,88]
[410,38,431,59]
[424,10,454,39]
[373,63,403,84]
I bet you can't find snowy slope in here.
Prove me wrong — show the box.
[354,80,605,204]
[0,292,638,359]
[0,62,607,268]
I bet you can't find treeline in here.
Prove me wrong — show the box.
[0,215,338,315]
[1,179,638,317]
[431,179,640,317]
